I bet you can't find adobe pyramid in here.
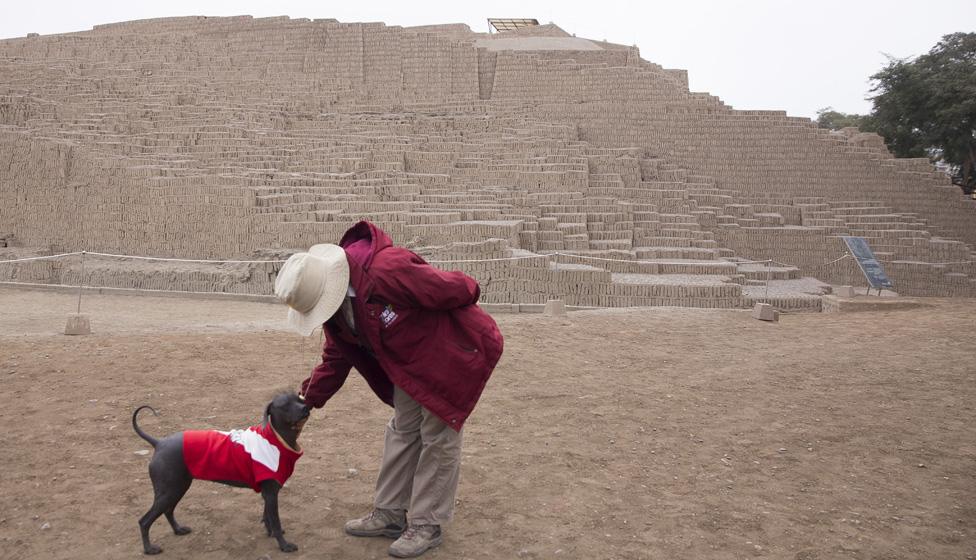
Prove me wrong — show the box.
[1,16,973,308]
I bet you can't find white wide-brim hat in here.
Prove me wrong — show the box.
[275,244,350,336]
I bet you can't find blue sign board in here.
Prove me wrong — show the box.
[841,236,894,290]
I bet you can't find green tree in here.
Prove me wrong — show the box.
[815,107,873,131]
[869,32,976,191]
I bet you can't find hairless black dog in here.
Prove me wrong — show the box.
[132,393,310,555]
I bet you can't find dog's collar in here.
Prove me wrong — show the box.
[269,424,302,454]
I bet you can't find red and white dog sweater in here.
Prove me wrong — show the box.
[182,422,302,492]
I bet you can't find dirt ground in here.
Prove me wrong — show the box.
[0,287,974,560]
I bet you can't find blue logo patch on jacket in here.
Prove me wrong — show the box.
[379,304,398,328]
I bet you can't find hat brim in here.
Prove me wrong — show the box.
[285,244,350,336]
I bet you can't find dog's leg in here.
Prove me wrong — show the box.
[139,478,190,554]
[163,477,193,536]
[164,508,192,536]
[260,480,297,552]
[139,498,168,555]
[139,436,192,554]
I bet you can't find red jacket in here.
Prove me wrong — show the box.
[183,423,303,492]
[300,221,504,431]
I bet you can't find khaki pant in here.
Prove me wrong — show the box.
[373,386,463,526]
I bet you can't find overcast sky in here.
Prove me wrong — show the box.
[1,0,970,119]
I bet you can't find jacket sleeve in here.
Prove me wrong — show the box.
[373,251,481,310]
[300,335,352,409]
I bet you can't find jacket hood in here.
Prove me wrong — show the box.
[338,221,393,270]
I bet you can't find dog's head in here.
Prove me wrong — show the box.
[263,392,310,449]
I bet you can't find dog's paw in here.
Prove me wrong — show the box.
[279,541,298,553]
[144,544,163,555]
[173,525,192,536]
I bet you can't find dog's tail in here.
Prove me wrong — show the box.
[132,405,160,448]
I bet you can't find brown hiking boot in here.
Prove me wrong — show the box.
[388,524,442,558]
[344,508,406,538]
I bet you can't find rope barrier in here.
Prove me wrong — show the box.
[0,279,598,312]
[0,247,966,277]
[84,251,287,264]
[4,247,958,270]
[0,251,287,264]
[553,253,848,269]
[922,259,976,265]
[0,250,545,267]
[0,280,275,298]
[427,254,550,264]
[767,254,852,269]
[549,252,713,264]
[0,251,83,263]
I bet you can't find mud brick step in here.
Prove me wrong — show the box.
[589,239,633,250]
[635,236,695,247]
[848,222,928,232]
[586,212,632,224]
[627,203,662,213]
[736,263,801,281]
[556,223,588,235]
[406,212,462,225]
[688,193,734,206]
[547,212,587,223]
[793,197,828,205]
[842,214,911,224]
[637,186,689,198]
[803,218,846,227]
[588,230,632,241]
[588,221,635,232]
[829,200,885,209]
[833,206,896,216]
[802,211,836,219]
[658,213,698,223]
[796,203,831,212]
[658,228,711,240]
[865,229,931,239]
[635,247,720,260]
[563,234,590,250]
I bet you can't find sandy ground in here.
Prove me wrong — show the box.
[0,286,974,560]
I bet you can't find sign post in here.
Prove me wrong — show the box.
[840,236,894,295]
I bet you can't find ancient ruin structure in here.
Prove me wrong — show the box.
[1,16,974,310]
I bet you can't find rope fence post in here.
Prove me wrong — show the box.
[749,258,779,322]
[76,250,86,314]
[764,259,771,305]
[65,250,91,335]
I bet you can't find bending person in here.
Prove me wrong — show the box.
[275,220,504,558]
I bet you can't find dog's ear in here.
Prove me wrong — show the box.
[263,402,272,427]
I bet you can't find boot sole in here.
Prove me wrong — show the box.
[388,535,443,558]
[345,526,405,539]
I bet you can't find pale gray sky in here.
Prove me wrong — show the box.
[1,0,970,119]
